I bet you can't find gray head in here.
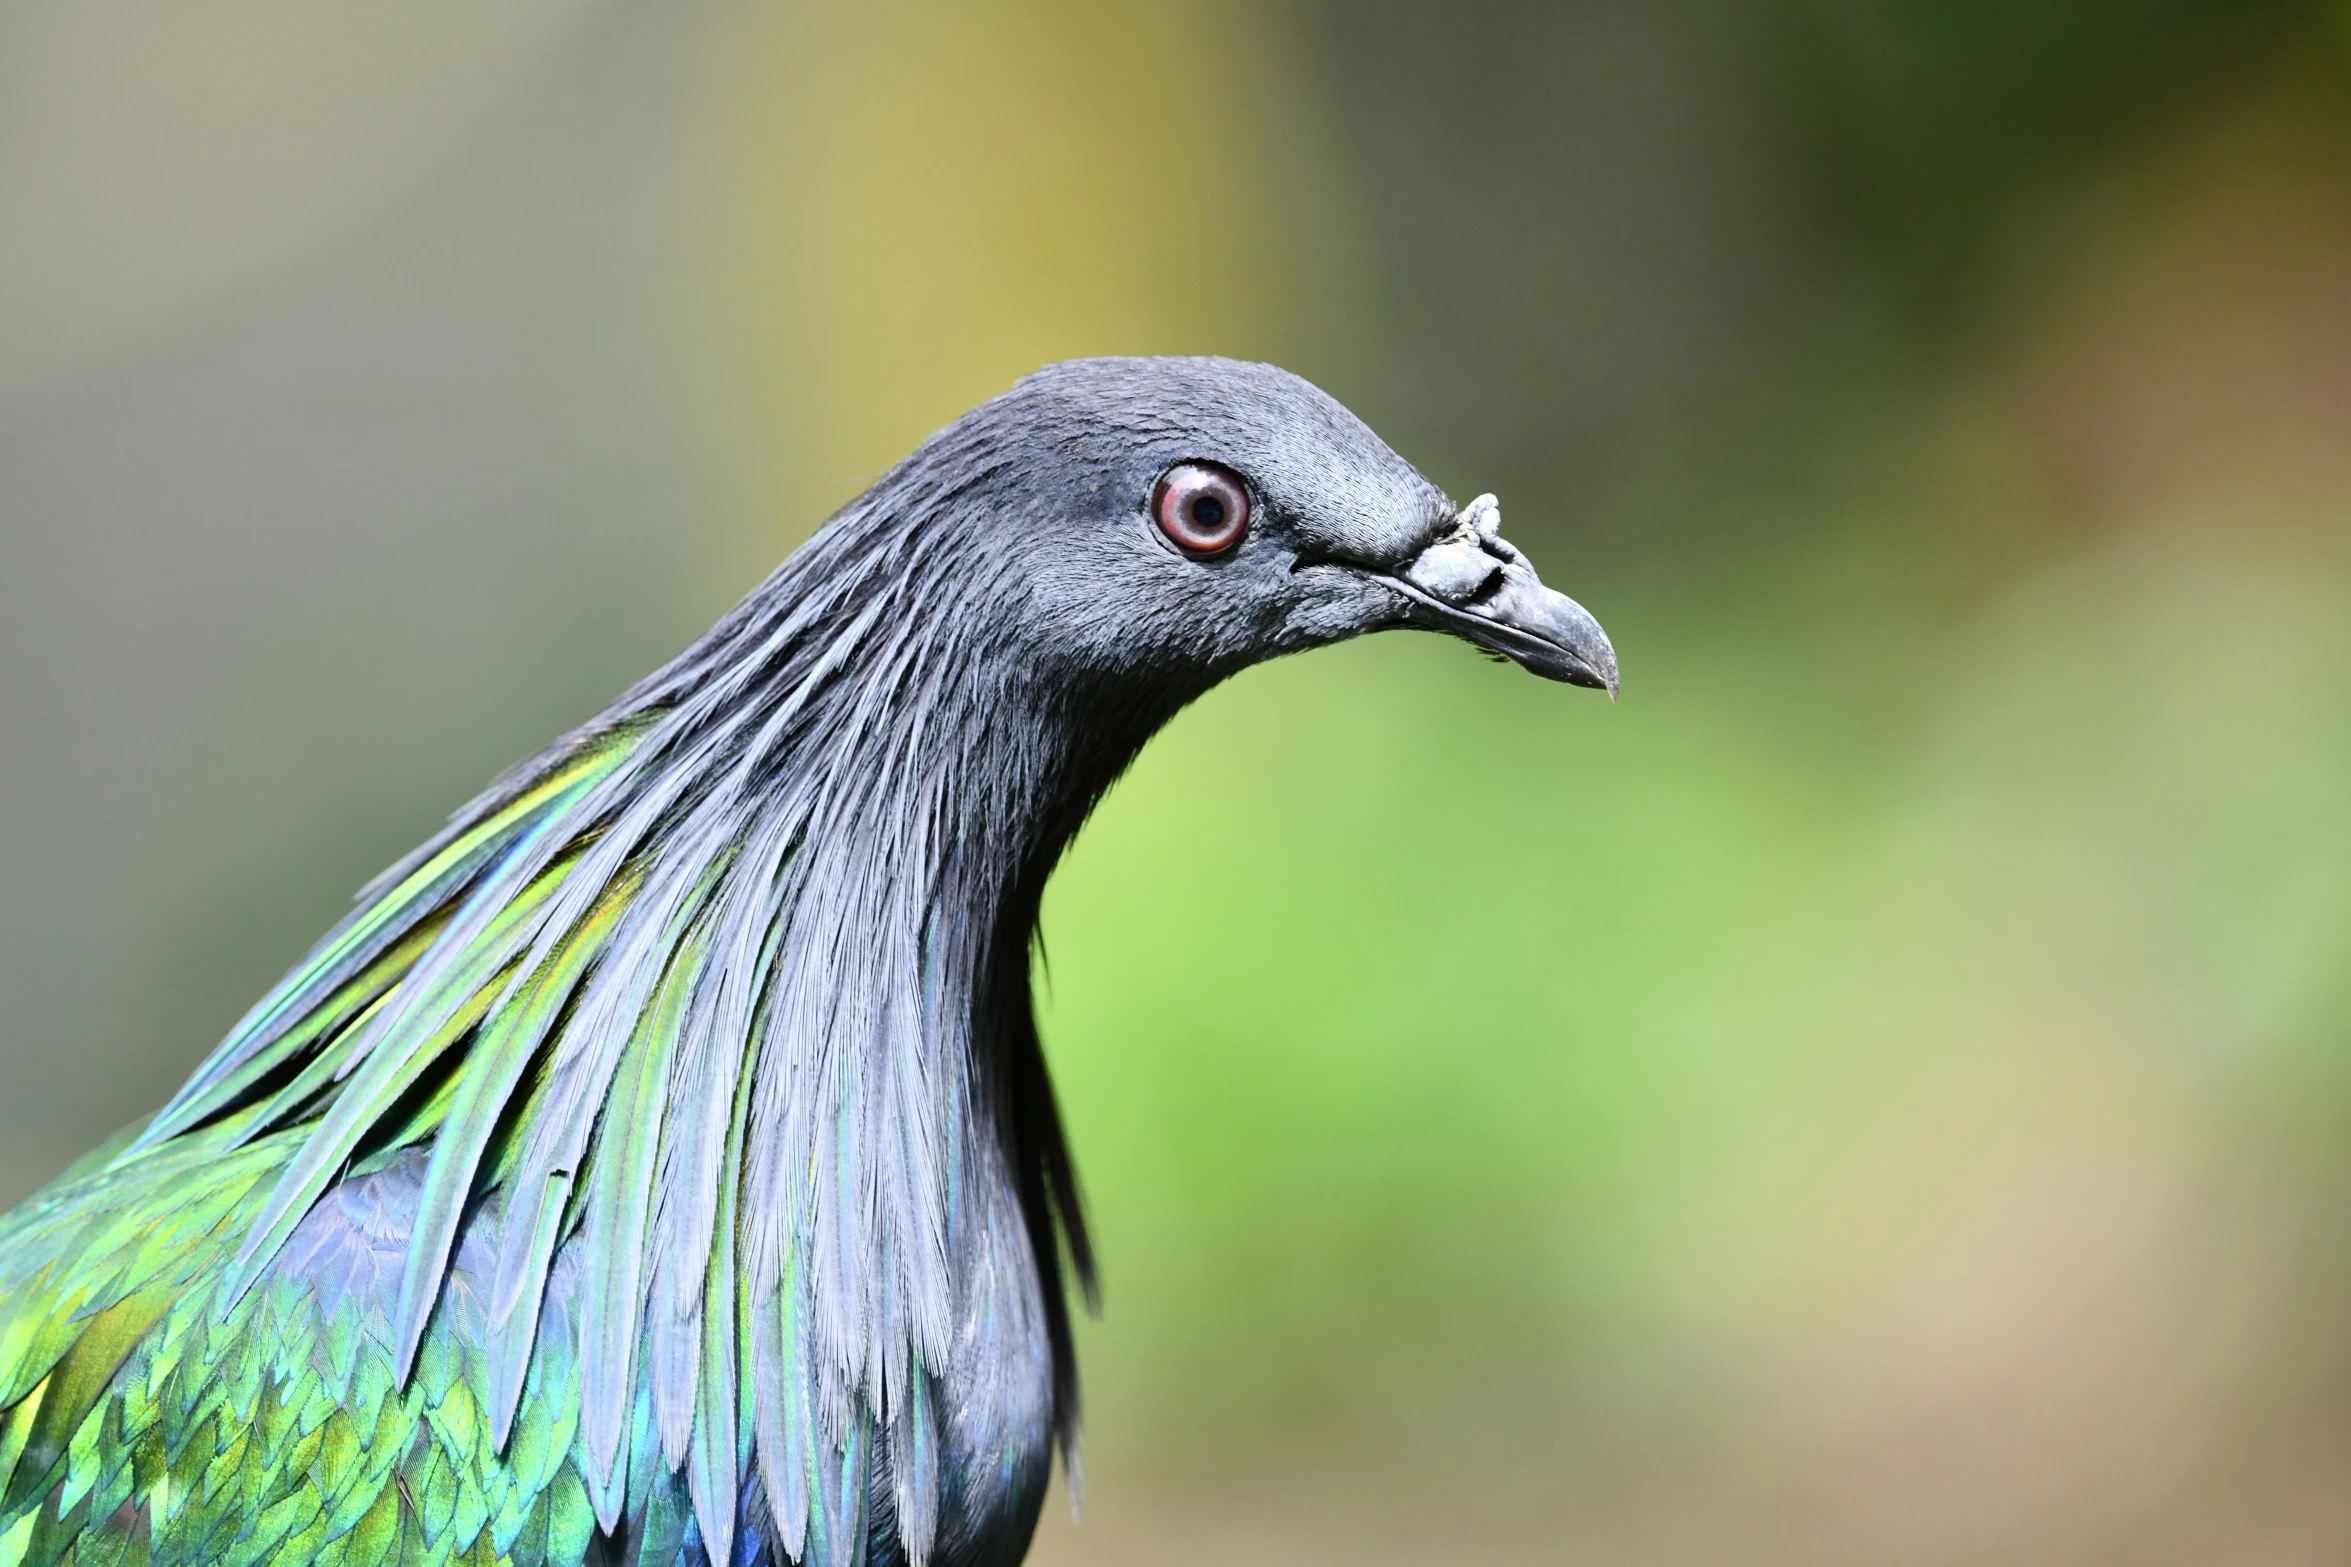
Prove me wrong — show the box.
[818,354,1617,708]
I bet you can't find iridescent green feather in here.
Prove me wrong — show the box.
[135,728,643,1156]
[0,723,722,1567]
[0,1129,670,1567]
[392,865,647,1383]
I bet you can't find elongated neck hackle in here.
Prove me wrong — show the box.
[129,473,1154,1564]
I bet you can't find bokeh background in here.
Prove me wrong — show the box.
[5,2,2351,1561]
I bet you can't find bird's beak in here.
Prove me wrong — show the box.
[1378,494,1618,696]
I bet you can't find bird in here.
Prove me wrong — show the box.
[0,356,1615,1567]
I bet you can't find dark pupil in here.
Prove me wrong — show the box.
[1188,494,1226,530]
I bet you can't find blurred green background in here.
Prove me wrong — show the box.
[5,2,2351,1561]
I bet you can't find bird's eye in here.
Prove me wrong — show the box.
[1152,462,1250,555]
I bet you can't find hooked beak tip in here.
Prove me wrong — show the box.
[1554,636,1621,700]
[1387,496,1617,697]
[1469,574,1617,696]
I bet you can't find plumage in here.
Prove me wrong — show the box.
[0,357,1615,1566]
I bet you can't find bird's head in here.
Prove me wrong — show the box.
[876,355,1617,707]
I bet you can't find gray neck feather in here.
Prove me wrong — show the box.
[141,425,1190,1558]
[562,459,1157,1453]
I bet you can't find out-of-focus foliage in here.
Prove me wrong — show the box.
[3,1,2350,1562]
[1757,0,2307,308]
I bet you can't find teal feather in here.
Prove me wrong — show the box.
[684,1039,756,1567]
[217,862,565,1316]
[573,932,692,1505]
[170,923,439,1151]
[136,737,633,1154]
[392,866,642,1383]
[483,1173,569,1452]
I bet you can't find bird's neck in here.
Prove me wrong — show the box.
[145,507,1194,1531]
[114,479,1242,1566]
[562,518,1184,1446]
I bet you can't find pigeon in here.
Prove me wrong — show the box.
[0,356,1614,1567]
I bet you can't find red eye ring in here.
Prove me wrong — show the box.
[1153,462,1250,555]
